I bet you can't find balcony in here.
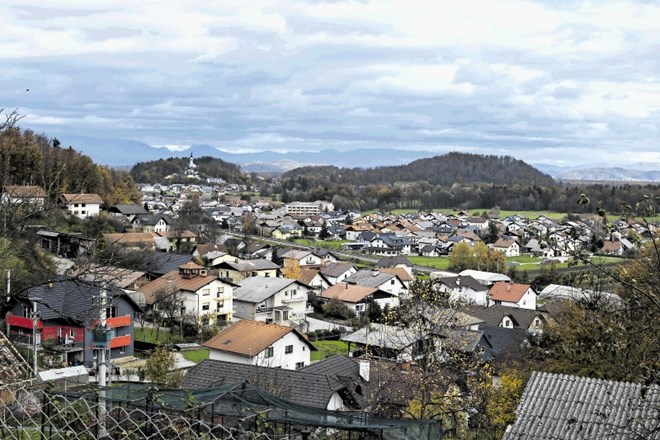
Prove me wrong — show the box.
[106,315,131,328]
[110,335,131,349]
[282,295,305,303]
[6,313,43,330]
[49,338,84,352]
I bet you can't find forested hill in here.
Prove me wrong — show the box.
[283,152,555,186]
[0,125,140,205]
[130,156,245,184]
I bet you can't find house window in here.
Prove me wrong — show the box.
[535,318,541,327]
[106,306,118,318]
[291,289,297,296]
[285,345,293,354]
[295,362,305,369]
[202,303,210,311]
[264,346,274,358]
[218,287,224,294]
[202,289,210,296]
[74,203,79,207]
[391,280,395,285]
[69,329,75,338]
[503,319,511,328]
[81,203,86,207]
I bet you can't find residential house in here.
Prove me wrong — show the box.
[5,277,140,366]
[436,275,490,306]
[319,262,358,285]
[599,240,624,256]
[138,261,235,325]
[182,359,360,411]
[297,267,330,293]
[503,371,660,440]
[233,277,310,325]
[491,238,520,257]
[488,282,537,310]
[60,193,104,219]
[318,284,399,316]
[202,320,316,369]
[215,259,280,283]
[378,267,414,289]
[281,249,323,267]
[106,204,148,223]
[375,256,415,278]
[131,213,171,233]
[344,269,408,299]
[2,185,47,207]
[154,230,197,252]
[464,305,545,335]
[458,270,511,286]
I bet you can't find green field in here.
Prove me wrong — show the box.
[409,255,624,271]
[294,238,348,250]
[363,208,568,221]
[310,340,350,362]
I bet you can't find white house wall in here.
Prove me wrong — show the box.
[253,331,311,369]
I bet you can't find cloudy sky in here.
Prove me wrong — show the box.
[2,0,659,167]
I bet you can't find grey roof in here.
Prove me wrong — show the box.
[234,277,300,303]
[23,276,141,323]
[464,305,543,330]
[218,259,280,272]
[182,359,353,409]
[341,323,421,351]
[504,371,660,440]
[375,256,413,268]
[437,275,488,292]
[479,325,529,364]
[344,270,399,289]
[146,252,193,275]
[320,262,356,278]
[109,204,149,215]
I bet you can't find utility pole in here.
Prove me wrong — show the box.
[96,286,109,438]
[31,299,39,376]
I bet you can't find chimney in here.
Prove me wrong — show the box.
[359,360,370,382]
[456,277,460,286]
[345,283,349,290]
[48,280,53,289]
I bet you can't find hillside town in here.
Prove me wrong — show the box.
[1,157,658,439]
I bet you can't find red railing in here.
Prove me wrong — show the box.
[106,315,132,328]
[109,335,131,349]
[91,315,132,328]
[6,313,43,329]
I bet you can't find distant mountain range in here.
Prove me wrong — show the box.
[58,135,660,181]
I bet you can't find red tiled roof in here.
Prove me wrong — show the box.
[489,282,531,303]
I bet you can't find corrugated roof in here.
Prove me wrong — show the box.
[202,320,315,356]
[504,371,660,439]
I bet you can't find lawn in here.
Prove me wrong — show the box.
[294,238,348,250]
[181,348,209,363]
[134,326,181,344]
[408,256,452,270]
[310,340,350,362]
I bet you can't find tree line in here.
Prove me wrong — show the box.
[130,156,246,184]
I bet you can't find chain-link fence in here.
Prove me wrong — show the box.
[0,381,441,440]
